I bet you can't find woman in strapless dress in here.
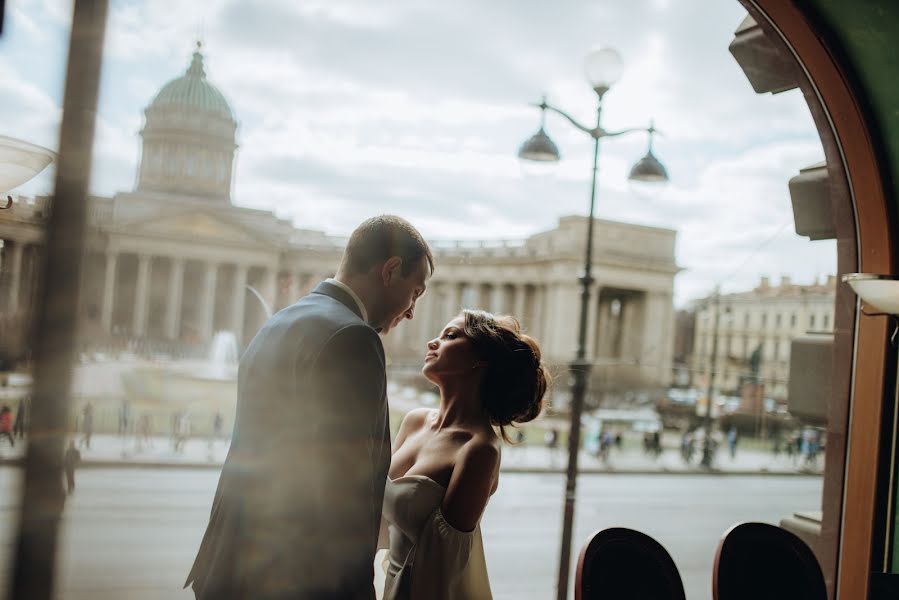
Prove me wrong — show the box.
[380,309,549,599]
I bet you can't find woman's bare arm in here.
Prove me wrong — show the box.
[440,440,500,532]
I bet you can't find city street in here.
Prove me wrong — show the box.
[0,468,821,599]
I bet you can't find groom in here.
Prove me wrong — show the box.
[186,215,433,599]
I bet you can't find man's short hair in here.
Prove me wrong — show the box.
[340,215,434,277]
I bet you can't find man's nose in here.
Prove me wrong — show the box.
[405,307,414,320]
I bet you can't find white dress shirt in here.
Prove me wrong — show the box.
[326,278,369,323]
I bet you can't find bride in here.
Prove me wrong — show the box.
[381,309,549,599]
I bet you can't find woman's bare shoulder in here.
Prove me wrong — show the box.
[400,407,433,430]
[393,407,433,448]
[461,428,501,464]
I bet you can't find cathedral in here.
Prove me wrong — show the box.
[0,45,679,395]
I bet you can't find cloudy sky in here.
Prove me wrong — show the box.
[2,0,835,306]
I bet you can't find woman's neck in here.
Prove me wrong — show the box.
[433,378,490,430]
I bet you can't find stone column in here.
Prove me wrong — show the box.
[232,264,249,341]
[25,245,43,309]
[200,262,218,340]
[417,282,437,342]
[132,254,151,336]
[531,285,545,342]
[586,283,602,359]
[513,284,526,321]
[261,267,277,314]
[101,252,118,332]
[620,295,645,359]
[6,241,24,313]
[490,285,503,314]
[554,283,581,360]
[541,284,557,356]
[642,291,674,386]
[165,257,185,340]
[288,271,301,306]
[453,282,465,312]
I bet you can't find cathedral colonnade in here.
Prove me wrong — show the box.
[2,224,675,393]
[0,236,44,362]
[78,250,318,348]
[380,275,670,384]
[0,239,43,315]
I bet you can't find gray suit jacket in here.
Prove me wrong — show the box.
[186,281,391,599]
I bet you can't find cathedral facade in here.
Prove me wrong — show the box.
[0,46,680,396]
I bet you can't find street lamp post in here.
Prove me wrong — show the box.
[701,291,733,468]
[701,289,721,468]
[518,47,669,600]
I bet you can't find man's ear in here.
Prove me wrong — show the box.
[381,256,403,286]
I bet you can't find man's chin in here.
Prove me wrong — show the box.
[379,317,403,336]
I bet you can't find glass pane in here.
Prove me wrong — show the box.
[0,2,838,598]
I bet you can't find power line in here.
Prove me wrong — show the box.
[716,221,792,290]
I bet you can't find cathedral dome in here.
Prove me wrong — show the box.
[137,43,238,202]
[149,43,234,121]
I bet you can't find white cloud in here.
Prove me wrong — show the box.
[3,0,835,307]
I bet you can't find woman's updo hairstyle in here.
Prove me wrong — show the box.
[461,309,549,441]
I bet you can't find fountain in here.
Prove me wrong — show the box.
[205,331,240,379]
[120,330,239,415]
[114,288,270,428]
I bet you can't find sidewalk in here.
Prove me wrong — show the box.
[501,444,823,476]
[0,433,824,476]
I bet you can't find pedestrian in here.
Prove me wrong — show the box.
[80,402,94,449]
[512,428,527,464]
[0,405,14,449]
[173,411,191,453]
[727,425,739,460]
[651,429,662,458]
[804,429,820,468]
[173,412,183,452]
[545,427,560,467]
[599,430,612,465]
[63,440,81,494]
[135,411,153,451]
[13,397,26,439]
[208,411,224,456]
[212,411,224,440]
[118,400,131,437]
[785,431,797,464]
[680,429,692,464]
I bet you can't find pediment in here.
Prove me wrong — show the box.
[127,211,266,245]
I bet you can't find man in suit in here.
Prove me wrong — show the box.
[186,215,433,599]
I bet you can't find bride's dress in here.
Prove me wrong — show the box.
[380,474,492,599]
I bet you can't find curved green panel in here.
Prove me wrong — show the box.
[804,0,899,208]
